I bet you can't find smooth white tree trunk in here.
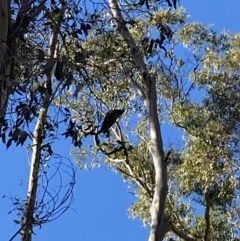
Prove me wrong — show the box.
[21,8,61,241]
[108,1,169,240]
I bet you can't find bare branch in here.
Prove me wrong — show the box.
[130,78,146,100]
[108,0,152,92]
[109,123,153,198]
[9,156,76,241]
[122,65,146,101]
[171,223,196,241]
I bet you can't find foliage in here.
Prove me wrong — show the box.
[1,0,240,240]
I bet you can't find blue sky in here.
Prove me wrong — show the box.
[1,1,240,241]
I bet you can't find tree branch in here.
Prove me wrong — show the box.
[108,0,152,92]
[204,190,210,241]
[171,223,196,241]
[122,65,146,101]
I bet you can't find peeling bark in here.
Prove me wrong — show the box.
[108,0,168,240]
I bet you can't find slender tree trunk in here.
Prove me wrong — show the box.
[21,14,61,241]
[21,95,51,241]
[0,0,12,122]
[108,0,169,240]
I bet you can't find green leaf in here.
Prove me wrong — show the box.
[6,138,13,149]
[52,8,63,22]
[1,132,5,143]
[43,59,57,74]
[12,128,20,141]
[18,131,28,146]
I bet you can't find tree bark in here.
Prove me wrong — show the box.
[21,96,51,241]
[0,0,47,127]
[21,7,62,240]
[108,1,168,240]
[0,0,12,121]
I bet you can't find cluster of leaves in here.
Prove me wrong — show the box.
[58,2,240,239]
[3,0,240,240]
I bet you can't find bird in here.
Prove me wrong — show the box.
[99,109,124,137]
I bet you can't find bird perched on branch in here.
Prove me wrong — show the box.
[99,109,124,137]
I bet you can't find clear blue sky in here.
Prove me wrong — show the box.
[1,1,240,241]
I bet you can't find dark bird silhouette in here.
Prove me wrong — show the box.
[99,109,124,137]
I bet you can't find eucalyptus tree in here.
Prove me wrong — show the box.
[2,0,240,241]
[2,1,93,240]
[65,1,240,241]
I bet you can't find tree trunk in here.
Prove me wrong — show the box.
[21,13,61,241]
[0,0,12,121]
[21,95,51,241]
[108,0,169,240]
